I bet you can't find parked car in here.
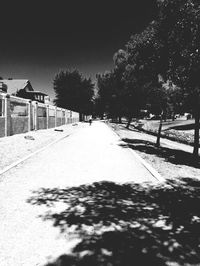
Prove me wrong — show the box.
[184,113,192,120]
[150,115,161,120]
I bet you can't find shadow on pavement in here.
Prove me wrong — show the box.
[27,179,200,266]
[121,138,200,169]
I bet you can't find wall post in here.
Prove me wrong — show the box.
[70,110,72,123]
[28,100,32,132]
[46,104,49,129]
[55,106,57,127]
[65,110,67,125]
[61,109,63,125]
[62,109,65,125]
[33,101,38,130]
[4,94,11,137]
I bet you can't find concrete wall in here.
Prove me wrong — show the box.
[0,117,5,137]
[56,118,62,127]
[38,117,47,130]
[10,117,29,135]
[0,92,81,138]
[49,117,55,128]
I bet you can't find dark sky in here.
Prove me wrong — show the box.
[0,0,158,100]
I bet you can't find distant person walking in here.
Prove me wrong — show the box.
[89,116,92,126]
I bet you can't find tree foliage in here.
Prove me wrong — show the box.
[117,22,164,127]
[126,22,164,84]
[96,70,126,121]
[158,0,200,96]
[157,0,200,158]
[95,0,200,158]
[54,69,94,114]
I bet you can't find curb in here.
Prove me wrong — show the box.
[110,127,165,183]
[127,148,165,182]
[0,133,71,176]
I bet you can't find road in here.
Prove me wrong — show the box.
[0,121,160,266]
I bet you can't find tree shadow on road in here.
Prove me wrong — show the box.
[27,178,200,266]
[121,138,200,169]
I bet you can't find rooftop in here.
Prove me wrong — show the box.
[0,79,33,95]
[26,91,47,95]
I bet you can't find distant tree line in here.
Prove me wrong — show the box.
[53,69,94,120]
[94,0,200,160]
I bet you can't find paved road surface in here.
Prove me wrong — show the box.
[0,121,159,266]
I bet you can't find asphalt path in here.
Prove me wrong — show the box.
[0,121,160,266]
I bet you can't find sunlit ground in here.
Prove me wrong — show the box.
[28,178,200,266]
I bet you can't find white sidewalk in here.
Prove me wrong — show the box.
[0,121,160,266]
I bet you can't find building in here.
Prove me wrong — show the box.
[21,91,48,103]
[0,79,34,95]
[0,82,8,93]
[0,79,49,103]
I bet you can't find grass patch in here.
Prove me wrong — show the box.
[133,120,195,146]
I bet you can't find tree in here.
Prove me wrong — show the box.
[147,80,183,146]
[122,64,147,128]
[120,22,164,128]
[158,0,200,160]
[113,49,133,124]
[96,71,119,120]
[53,69,94,117]
[113,49,128,72]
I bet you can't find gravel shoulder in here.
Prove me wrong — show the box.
[110,123,200,180]
[0,123,82,171]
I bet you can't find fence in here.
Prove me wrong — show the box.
[0,93,80,138]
